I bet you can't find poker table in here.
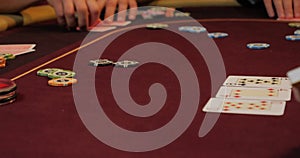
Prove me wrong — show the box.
[0,6,300,158]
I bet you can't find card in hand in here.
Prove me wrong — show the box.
[203,98,286,116]
[223,76,292,89]
[216,86,291,101]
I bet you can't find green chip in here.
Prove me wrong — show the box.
[37,68,63,77]
[0,53,15,60]
[47,69,76,79]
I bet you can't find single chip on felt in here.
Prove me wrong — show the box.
[89,59,114,67]
[247,43,270,50]
[48,78,77,87]
[285,35,300,41]
[146,23,168,29]
[288,22,300,28]
[208,32,229,38]
[178,26,206,33]
[48,69,76,79]
[114,60,139,68]
[37,68,63,77]
[0,53,15,60]
[0,56,6,68]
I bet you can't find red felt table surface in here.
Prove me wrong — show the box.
[0,7,300,158]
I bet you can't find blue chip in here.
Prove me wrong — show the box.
[208,32,229,38]
[178,26,206,33]
[286,35,300,41]
[247,43,270,50]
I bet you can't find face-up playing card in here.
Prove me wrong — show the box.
[100,21,132,26]
[89,26,117,32]
[223,76,292,89]
[202,98,286,116]
[0,44,36,55]
[216,86,291,101]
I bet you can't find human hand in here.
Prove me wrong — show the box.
[263,0,300,18]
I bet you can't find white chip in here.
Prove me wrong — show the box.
[114,60,139,68]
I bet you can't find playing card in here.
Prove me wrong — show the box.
[0,44,36,55]
[89,26,116,32]
[101,21,131,26]
[203,98,286,116]
[223,76,292,89]
[216,86,291,101]
[287,67,300,85]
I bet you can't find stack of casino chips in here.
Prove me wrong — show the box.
[37,68,77,87]
[0,78,17,106]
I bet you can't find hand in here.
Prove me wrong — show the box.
[263,0,300,18]
[101,0,137,22]
[47,0,102,30]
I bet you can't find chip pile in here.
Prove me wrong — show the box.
[0,78,17,106]
[37,68,77,87]
[89,59,139,68]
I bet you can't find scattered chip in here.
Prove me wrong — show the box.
[247,43,270,50]
[48,78,77,87]
[175,12,191,17]
[89,59,114,67]
[294,29,300,35]
[114,60,139,68]
[0,53,15,60]
[37,68,63,77]
[208,32,229,38]
[288,22,300,28]
[48,69,76,79]
[146,23,168,29]
[0,56,6,68]
[285,35,300,41]
[178,26,206,33]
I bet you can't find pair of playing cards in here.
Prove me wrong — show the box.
[89,21,131,32]
[203,76,292,116]
[0,44,36,56]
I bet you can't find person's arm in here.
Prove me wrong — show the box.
[0,0,43,13]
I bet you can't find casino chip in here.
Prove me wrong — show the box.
[175,12,191,17]
[0,78,17,106]
[247,43,270,50]
[285,35,300,41]
[114,60,139,68]
[288,22,300,28]
[48,69,76,79]
[146,23,168,29]
[0,53,15,60]
[208,32,229,38]
[178,26,206,33]
[48,78,77,87]
[0,56,6,68]
[37,68,63,77]
[294,29,300,35]
[89,59,114,67]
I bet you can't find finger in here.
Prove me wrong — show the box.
[74,0,89,29]
[48,0,66,26]
[165,7,175,17]
[86,0,101,26]
[294,0,300,18]
[273,0,285,18]
[96,0,106,21]
[128,0,137,20]
[282,0,293,18]
[117,0,128,21]
[263,0,275,17]
[62,0,77,28]
[105,0,117,22]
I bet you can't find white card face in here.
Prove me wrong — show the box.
[101,21,131,26]
[287,67,300,84]
[89,26,116,32]
[202,98,286,116]
[216,86,291,101]
[223,76,292,89]
[0,44,36,55]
